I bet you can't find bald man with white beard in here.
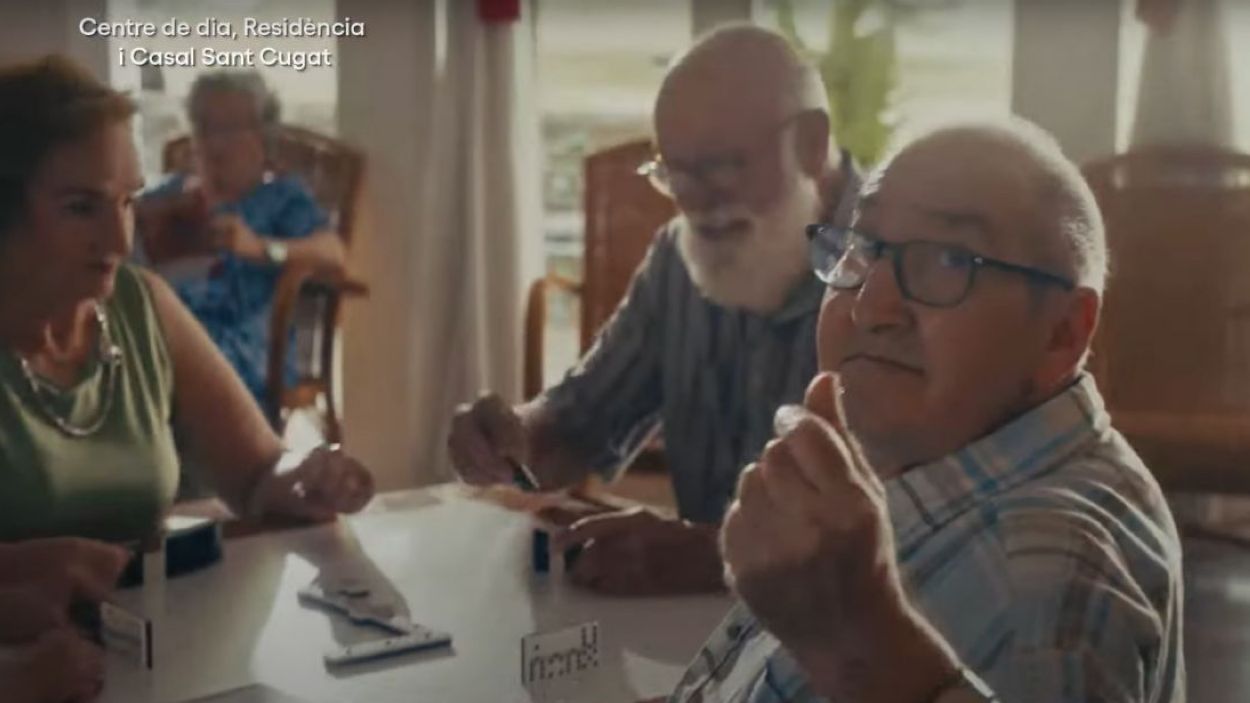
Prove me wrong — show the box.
[447,24,858,596]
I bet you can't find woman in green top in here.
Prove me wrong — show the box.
[0,53,374,539]
[0,53,376,679]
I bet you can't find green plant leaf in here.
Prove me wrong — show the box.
[772,0,962,164]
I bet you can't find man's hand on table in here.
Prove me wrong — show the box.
[553,507,725,597]
[449,392,726,596]
[448,393,530,486]
[720,373,963,703]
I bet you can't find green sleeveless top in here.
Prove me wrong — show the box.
[0,265,179,542]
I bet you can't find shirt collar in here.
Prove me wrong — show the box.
[768,273,825,323]
[886,373,1111,558]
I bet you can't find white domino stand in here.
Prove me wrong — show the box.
[100,484,732,703]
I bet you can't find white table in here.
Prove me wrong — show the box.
[101,486,733,703]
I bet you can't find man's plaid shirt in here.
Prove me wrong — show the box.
[668,374,1185,703]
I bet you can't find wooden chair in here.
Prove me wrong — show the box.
[522,138,677,483]
[161,125,368,443]
[523,138,677,398]
[1084,146,1250,492]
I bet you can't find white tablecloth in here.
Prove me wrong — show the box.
[101,486,732,703]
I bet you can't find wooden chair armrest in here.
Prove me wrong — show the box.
[288,265,370,297]
[308,272,369,297]
[524,277,548,400]
[545,273,582,296]
[523,273,587,399]
[270,264,367,331]
[266,264,367,423]
[1116,411,1250,493]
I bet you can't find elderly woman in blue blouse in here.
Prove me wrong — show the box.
[136,70,345,414]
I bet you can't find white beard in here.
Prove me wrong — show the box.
[677,174,821,315]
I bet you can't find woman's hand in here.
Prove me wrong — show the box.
[250,445,376,522]
[0,538,129,608]
[3,628,106,703]
[133,186,212,261]
[206,212,266,261]
[0,587,71,644]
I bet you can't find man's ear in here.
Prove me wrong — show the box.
[793,110,831,180]
[1037,288,1100,392]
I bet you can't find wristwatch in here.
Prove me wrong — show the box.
[932,667,998,703]
[264,240,289,266]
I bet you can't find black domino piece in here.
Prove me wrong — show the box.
[533,529,551,573]
[564,543,583,568]
[69,600,103,643]
[116,545,144,589]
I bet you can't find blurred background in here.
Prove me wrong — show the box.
[1,0,1246,494]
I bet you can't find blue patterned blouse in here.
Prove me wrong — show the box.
[141,173,328,415]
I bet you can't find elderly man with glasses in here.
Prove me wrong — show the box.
[662,119,1184,703]
[447,24,858,596]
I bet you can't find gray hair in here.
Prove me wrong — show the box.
[657,23,830,128]
[186,70,281,135]
[891,117,1108,294]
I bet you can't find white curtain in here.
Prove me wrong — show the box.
[338,0,541,488]
[411,0,543,481]
[1131,0,1233,148]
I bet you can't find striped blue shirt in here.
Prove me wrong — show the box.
[668,374,1185,702]
[543,225,821,523]
[541,162,859,524]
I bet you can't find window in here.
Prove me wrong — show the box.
[105,0,338,179]
[754,0,1014,162]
